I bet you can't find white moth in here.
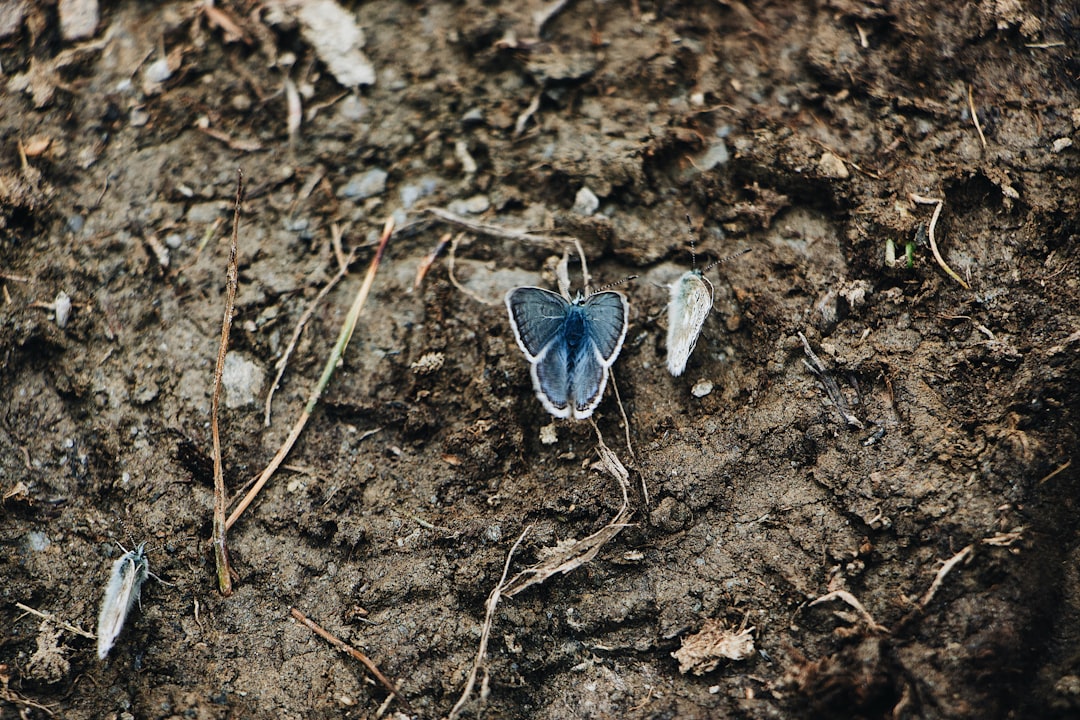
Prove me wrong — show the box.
[666,268,715,377]
[97,543,150,660]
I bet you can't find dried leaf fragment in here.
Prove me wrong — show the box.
[673,618,755,675]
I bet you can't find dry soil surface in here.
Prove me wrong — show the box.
[2,1,1079,719]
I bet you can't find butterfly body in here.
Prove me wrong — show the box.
[666,268,715,377]
[506,287,629,420]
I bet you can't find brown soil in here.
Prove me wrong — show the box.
[2,1,1079,718]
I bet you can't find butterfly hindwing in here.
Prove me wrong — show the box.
[570,341,607,417]
[532,334,572,417]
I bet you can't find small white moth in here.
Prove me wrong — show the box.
[667,268,715,377]
[97,543,150,660]
[666,218,750,377]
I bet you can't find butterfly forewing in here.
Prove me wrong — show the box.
[505,287,570,360]
[582,291,629,365]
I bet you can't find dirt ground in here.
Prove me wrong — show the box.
[2,1,1079,718]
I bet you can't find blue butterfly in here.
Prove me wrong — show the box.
[505,287,629,420]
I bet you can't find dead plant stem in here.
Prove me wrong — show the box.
[226,217,394,530]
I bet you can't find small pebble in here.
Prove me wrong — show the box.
[338,169,388,200]
[222,352,265,408]
[818,151,850,179]
[187,201,226,225]
[572,186,599,216]
[697,140,729,171]
[447,194,490,215]
[144,57,172,85]
[59,0,99,41]
[691,379,713,398]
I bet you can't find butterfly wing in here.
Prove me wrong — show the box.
[581,291,629,367]
[561,291,628,419]
[505,287,569,361]
[666,270,714,376]
[531,332,572,418]
[568,343,607,419]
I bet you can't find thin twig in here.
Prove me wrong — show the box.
[227,218,394,530]
[910,194,970,290]
[608,372,643,504]
[448,233,497,305]
[573,237,591,295]
[210,171,243,597]
[1038,458,1071,485]
[14,602,96,639]
[426,207,569,245]
[414,232,450,290]
[918,544,973,610]
[289,607,410,713]
[967,84,987,150]
[264,243,358,426]
[514,90,543,137]
[893,543,975,632]
[808,590,888,634]
[447,526,531,720]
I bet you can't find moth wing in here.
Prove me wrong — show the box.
[531,337,572,418]
[505,287,569,361]
[667,271,714,377]
[582,291,629,366]
[97,554,139,659]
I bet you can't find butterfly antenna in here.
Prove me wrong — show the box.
[703,247,752,272]
[685,213,698,269]
[593,275,639,293]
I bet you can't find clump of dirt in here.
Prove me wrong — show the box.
[2,1,1078,718]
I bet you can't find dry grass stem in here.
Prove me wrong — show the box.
[414,232,450,289]
[1038,458,1071,485]
[608,372,644,503]
[14,602,95,639]
[967,84,987,150]
[514,90,542,137]
[910,194,971,290]
[264,237,358,426]
[427,206,569,246]
[447,232,497,305]
[918,544,974,611]
[808,590,888,634]
[505,429,632,597]
[446,526,531,720]
[227,217,395,530]
[289,607,410,714]
[210,171,243,597]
